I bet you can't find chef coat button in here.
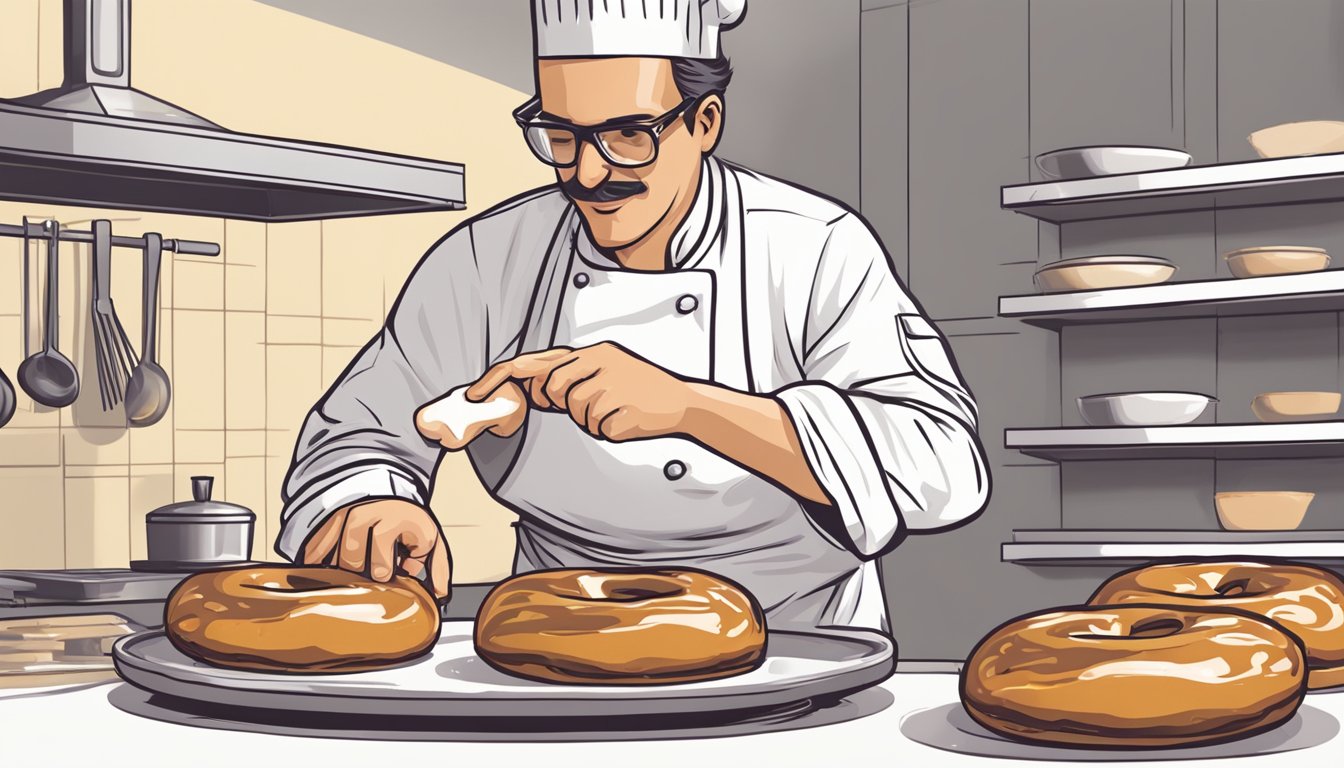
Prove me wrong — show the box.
[663,460,687,481]
[675,294,698,314]
[573,272,590,288]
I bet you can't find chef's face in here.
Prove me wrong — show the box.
[535,57,722,252]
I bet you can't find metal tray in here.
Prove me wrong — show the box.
[0,569,184,602]
[128,559,264,574]
[113,621,894,721]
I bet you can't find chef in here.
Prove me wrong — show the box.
[277,0,989,632]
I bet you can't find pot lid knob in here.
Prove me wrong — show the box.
[191,476,214,503]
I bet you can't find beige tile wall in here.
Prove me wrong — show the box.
[0,0,552,581]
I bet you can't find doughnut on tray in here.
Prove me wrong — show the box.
[112,620,894,722]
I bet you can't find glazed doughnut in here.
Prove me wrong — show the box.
[475,568,766,684]
[1091,560,1344,690]
[165,566,440,673]
[961,605,1307,748]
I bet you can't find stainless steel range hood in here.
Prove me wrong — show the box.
[0,0,465,221]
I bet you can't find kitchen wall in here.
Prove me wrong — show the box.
[865,0,1344,660]
[0,1,861,582]
[0,0,552,580]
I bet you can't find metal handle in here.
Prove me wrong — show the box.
[42,220,61,354]
[141,232,162,364]
[21,216,31,359]
[191,476,214,502]
[0,222,220,257]
[91,219,112,311]
[166,239,220,257]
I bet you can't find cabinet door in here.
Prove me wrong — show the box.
[908,0,1034,321]
[1217,0,1344,163]
[718,0,862,209]
[1029,0,1186,158]
[861,2,909,283]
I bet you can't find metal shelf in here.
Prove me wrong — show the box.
[999,271,1344,329]
[1003,529,1344,565]
[1005,422,1344,461]
[1001,152,1344,223]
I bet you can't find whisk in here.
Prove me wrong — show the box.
[91,220,140,410]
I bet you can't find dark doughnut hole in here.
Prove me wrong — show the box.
[1070,616,1187,641]
[1127,617,1187,639]
[605,587,676,602]
[241,574,335,593]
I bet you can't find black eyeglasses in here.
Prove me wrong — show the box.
[513,96,697,169]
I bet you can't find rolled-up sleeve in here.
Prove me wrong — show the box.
[275,227,490,561]
[775,213,989,558]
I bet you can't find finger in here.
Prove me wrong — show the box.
[398,512,442,560]
[397,516,450,600]
[301,507,347,564]
[430,536,452,600]
[367,523,398,582]
[468,348,572,401]
[526,363,558,411]
[598,406,630,441]
[566,378,606,435]
[336,511,375,575]
[401,553,428,581]
[586,393,620,437]
[542,359,598,411]
[466,361,518,402]
[523,351,582,410]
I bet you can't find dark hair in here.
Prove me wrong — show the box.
[670,52,732,128]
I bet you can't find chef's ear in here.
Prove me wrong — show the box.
[693,93,725,155]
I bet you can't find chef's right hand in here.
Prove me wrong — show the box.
[300,499,452,601]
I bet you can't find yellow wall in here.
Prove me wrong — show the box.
[0,0,551,581]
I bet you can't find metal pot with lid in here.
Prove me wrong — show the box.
[142,476,255,568]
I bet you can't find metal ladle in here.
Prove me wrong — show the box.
[17,220,80,408]
[125,232,170,427]
[0,368,14,428]
[1,219,27,428]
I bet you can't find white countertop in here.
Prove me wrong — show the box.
[4,673,1344,767]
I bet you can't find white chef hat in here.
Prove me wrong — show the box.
[533,0,746,60]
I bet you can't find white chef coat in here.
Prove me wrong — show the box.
[276,157,989,632]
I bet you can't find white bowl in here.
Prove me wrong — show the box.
[1035,146,1193,179]
[1077,392,1215,427]
[1033,255,1177,293]
[1248,121,1344,158]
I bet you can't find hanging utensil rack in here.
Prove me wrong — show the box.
[1,220,220,256]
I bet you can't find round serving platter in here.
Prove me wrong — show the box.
[112,621,895,724]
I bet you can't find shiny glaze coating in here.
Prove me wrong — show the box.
[1091,560,1344,690]
[475,568,767,684]
[961,605,1307,748]
[165,566,440,673]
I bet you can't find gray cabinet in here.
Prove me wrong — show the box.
[1216,0,1344,164]
[908,0,1034,321]
[866,0,1344,660]
[1029,0,1186,157]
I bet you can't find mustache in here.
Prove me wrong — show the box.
[561,176,648,204]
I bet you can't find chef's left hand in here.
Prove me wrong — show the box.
[466,342,696,441]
